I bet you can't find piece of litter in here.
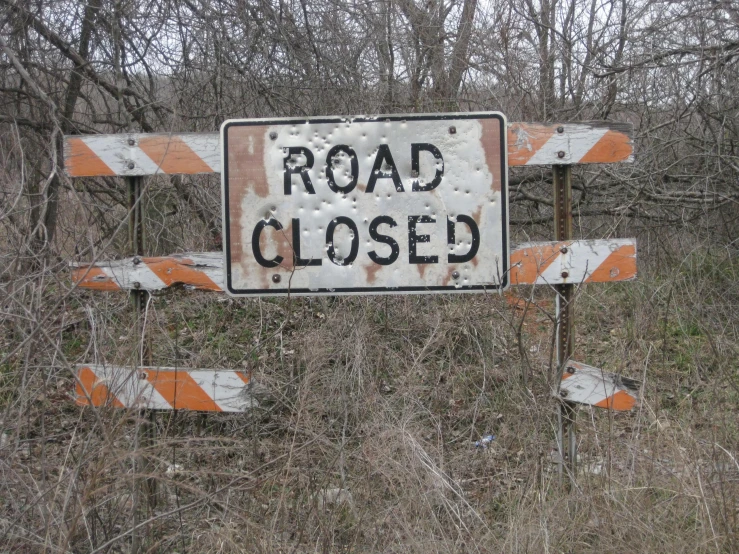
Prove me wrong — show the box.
[166,464,184,476]
[316,488,354,510]
[474,435,495,448]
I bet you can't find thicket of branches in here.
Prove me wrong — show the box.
[1,1,739,552]
[1,0,737,261]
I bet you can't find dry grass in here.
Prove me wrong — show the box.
[1,217,738,553]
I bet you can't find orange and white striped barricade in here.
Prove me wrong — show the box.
[64,122,633,177]
[559,361,640,411]
[66,120,640,415]
[71,239,637,293]
[76,364,257,412]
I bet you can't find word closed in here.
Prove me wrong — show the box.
[221,113,508,296]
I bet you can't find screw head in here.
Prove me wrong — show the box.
[272,274,281,283]
[557,151,566,159]
[566,365,576,374]
[560,389,569,398]
[449,126,456,134]
[132,256,141,265]
[139,371,148,380]
[560,247,568,254]
[557,126,564,134]
[127,162,135,170]
[561,271,569,278]
[133,281,141,289]
[128,138,136,146]
[451,271,460,279]
[269,131,278,140]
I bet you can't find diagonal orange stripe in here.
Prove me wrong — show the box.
[579,129,633,164]
[138,136,213,174]
[235,371,251,385]
[509,242,563,284]
[66,138,116,177]
[72,266,120,291]
[508,124,554,166]
[145,258,220,291]
[594,390,636,411]
[585,244,636,283]
[145,370,221,411]
[76,366,124,408]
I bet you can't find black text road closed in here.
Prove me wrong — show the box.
[221,112,508,296]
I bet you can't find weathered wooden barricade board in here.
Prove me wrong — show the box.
[77,365,256,412]
[66,119,640,424]
[70,239,637,292]
[65,121,633,177]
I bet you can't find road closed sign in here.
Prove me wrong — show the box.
[221,112,508,296]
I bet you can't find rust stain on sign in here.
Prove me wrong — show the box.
[226,125,270,268]
[481,118,503,192]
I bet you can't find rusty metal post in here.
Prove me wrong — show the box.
[128,176,147,315]
[553,164,577,484]
[127,176,155,553]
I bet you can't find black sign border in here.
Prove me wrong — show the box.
[222,112,508,296]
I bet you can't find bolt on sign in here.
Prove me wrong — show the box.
[221,112,508,296]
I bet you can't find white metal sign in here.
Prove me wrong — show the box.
[221,112,508,296]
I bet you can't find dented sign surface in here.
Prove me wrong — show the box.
[221,113,508,296]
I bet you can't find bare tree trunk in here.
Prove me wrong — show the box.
[447,0,479,106]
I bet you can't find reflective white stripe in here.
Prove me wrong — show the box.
[534,252,566,285]
[525,126,608,165]
[107,262,166,290]
[188,370,255,412]
[199,266,224,289]
[180,134,221,172]
[130,147,165,174]
[82,136,163,175]
[559,361,640,409]
[81,136,126,174]
[92,365,172,410]
[98,266,123,288]
[565,239,622,280]
[563,371,615,405]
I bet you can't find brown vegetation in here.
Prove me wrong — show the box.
[1,0,738,551]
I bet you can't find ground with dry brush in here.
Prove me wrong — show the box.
[1,237,738,552]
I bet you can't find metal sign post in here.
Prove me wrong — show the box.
[553,164,577,484]
[126,175,156,552]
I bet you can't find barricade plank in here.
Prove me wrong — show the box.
[76,365,257,412]
[64,122,633,177]
[71,239,636,292]
[559,360,640,411]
